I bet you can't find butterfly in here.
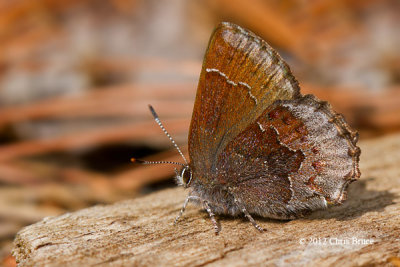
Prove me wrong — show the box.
[133,22,361,234]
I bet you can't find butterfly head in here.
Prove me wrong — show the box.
[175,165,193,188]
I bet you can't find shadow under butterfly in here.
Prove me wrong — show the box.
[132,22,361,234]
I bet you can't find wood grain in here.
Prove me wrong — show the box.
[12,134,400,266]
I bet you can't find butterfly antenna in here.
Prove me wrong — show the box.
[147,105,188,164]
[130,158,186,166]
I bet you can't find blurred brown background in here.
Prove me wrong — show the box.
[0,0,399,266]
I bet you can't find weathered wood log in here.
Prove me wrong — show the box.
[13,134,400,266]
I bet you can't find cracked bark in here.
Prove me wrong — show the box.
[13,134,400,266]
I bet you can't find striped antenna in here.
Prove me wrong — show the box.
[130,158,186,166]
[147,105,188,165]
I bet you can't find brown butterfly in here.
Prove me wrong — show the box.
[133,22,360,234]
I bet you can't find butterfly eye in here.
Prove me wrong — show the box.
[181,167,193,187]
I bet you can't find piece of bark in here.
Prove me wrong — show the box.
[12,134,400,266]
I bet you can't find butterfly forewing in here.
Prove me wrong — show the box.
[189,22,301,178]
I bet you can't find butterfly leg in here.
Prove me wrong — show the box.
[202,200,220,234]
[174,195,201,224]
[234,198,264,232]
